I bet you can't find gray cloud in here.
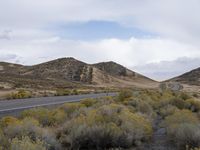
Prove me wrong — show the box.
[0,30,12,40]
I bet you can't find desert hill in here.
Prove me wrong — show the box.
[0,57,158,89]
[170,67,200,86]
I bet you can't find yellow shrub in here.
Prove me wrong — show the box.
[7,90,32,99]
[0,116,20,128]
[11,136,46,150]
[60,103,85,115]
[81,98,97,107]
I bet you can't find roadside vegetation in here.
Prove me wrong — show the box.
[0,89,200,149]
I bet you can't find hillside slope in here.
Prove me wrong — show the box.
[170,67,200,86]
[0,57,158,89]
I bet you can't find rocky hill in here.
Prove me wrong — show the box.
[0,57,158,89]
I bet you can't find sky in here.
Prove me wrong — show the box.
[0,0,200,81]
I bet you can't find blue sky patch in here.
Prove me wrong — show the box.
[48,20,156,40]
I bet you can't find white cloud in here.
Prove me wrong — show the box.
[0,0,200,80]
[0,35,199,81]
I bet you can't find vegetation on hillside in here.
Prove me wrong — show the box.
[0,89,200,149]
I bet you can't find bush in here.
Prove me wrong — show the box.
[162,110,199,127]
[4,117,40,140]
[11,136,46,150]
[170,123,200,149]
[60,103,85,116]
[55,89,71,96]
[185,99,200,112]
[0,116,20,128]
[20,108,66,126]
[57,104,152,149]
[159,105,179,118]
[0,129,9,149]
[162,110,200,148]
[7,90,32,99]
[118,89,133,101]
[81,98,97,107]
[171,98,187,109]
[4,117,60,149]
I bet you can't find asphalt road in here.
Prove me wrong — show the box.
[0,93,116,117]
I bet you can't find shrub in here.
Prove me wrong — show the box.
[10,136,46,150]
[5,117,60,149]
[21,108,53,126]
[60,103,85,116]
[159,105,179,118]
[170,123,200,149]
[171,98,187,109]
[118,89,133,101]
[0,116,20,128]
[162,110,200,148]
[57,104,152,149]
[162,110,199,128]
[5,117,40,140]
[7,90,32,99]
[81,98,97,107]
[55,89,71,96]
[185,99,200,112]
[71,89,79,95]
[0,129,9,149]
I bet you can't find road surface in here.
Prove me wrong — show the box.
[0,93,116,117]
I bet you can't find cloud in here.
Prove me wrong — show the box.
[0,30,12,40]
[0,0,199,43]
[0,35,199,72]
[0,0,200,80]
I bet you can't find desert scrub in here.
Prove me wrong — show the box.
[162,110,200,148]
[57,103,152,149]
[118,89,133,101]
[21,108,66,126]
[80,98,97,107]
[0,116,20,128]
[7,90,32,99]
[159,104,179,118]
[185,98,200,112]
[55,89,71,96]
[11,136,46,150]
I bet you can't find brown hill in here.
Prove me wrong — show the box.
[170,67,200,86]
[0,57,158,89]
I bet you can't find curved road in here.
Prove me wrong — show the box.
[0,93,116,117]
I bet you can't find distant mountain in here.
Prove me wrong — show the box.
[0,57,157,89]
[170,67,200,86]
